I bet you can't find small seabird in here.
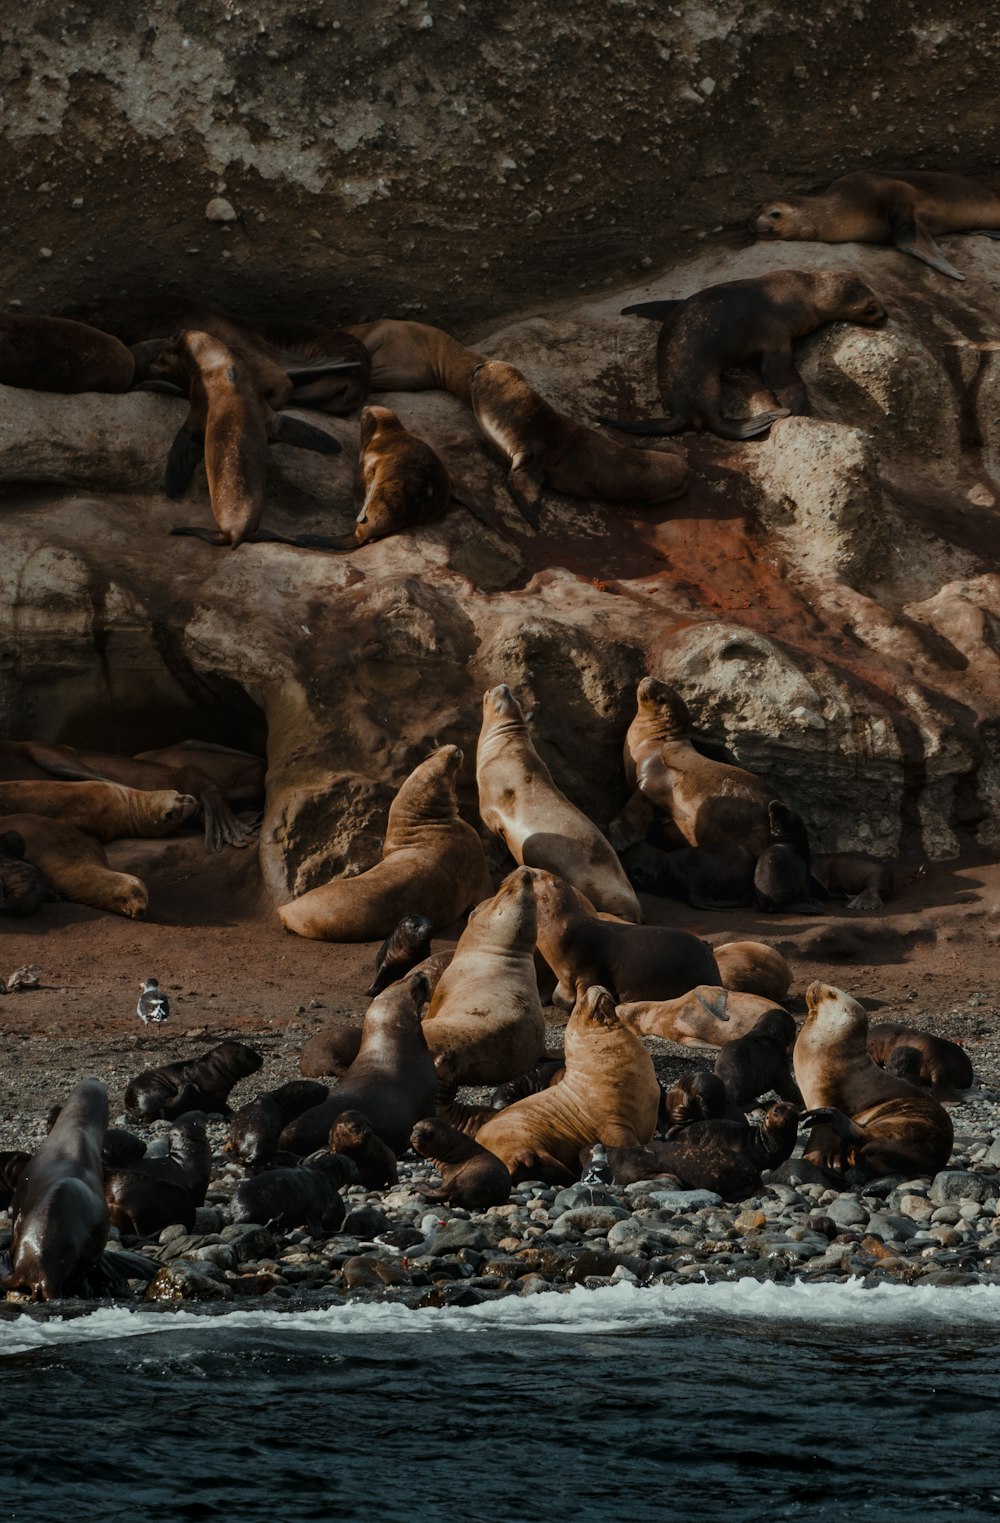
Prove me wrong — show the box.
[374,1213,447,1267]
[581,1143,614,1188]
[137,977,170,1026]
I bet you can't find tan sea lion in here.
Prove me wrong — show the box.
[867,1022,973,1098]
[0,779,198,841]
[588,1102,800,1200]
[475,984,660,1184]
[278,745,492,943]
[714,940,792,1003]
[601,270,886,439]
[0,313,135,393]
[350,404,452,544]
[618,985,790,1051]
[421,867,546,1084]
[752,171,1000,281]
[410,1118,512,1209]
[470,358,688,526]
[344,318,483,406]
[0,813,148,918]
[529,867,719,1003]
[476,685,642,922]
[794,982,953,1177]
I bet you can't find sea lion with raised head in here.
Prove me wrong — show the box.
[587,1101,800,1200]
[0,779,198,841]
[0,813,148,918]
[0,313,136,392]
[227,1080,330,1170]
[125,1041,263,1125]
[410,1118,513,1209]
[367,914,436,997]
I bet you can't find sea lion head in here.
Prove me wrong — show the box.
[817,272,886,326]
[151,790,201,831]
[482,683,525,725]
[804,981,867,1039]
[359,403,403,447]
[410,1117,447,1156]
[635,677,692,739]
[330,1109,376,1149]
[751,197,813,240]
[575,984,619,1030]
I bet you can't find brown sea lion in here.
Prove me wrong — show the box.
[0,828,57,915]
[618,985,790,1051]
[589,1101,800,1200]
[0,813,148,918]
[367,914,435,997]
[410,1118,513,1209]
[104,1113,213,1236]
[714,941,792,1003]
[529,867,719,1004]
[753,801,822,915]
[490,1057,567,1111]
[0,780,198,840]
[278,745,492,943]
[794,982,954,1177]
[432,1049,502,1138]
[812,853,895,913]
[713,1009,801,1109]
[299,1015,366,1079]
[661,1071,732,1133]
[229,1153,354,1235]
[474,984,660,1184]
[328,1111,399,1188]
[350,404,452,545]
[752,171,1000,281]
[227,1080,330,1170]
[421,867,547,1084]
[470,358,688,527]
[867,1022,973,1098]
[601,270,886,439]
[622,840,755,910]
[124,1041,263,1124]
[0,313,135,392]
[279,971,437,1156]
[2,1079,109,1301]
[0,1151,31,1210]
[477,685,642,922]
[344,317,483,406]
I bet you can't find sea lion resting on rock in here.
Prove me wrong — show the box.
[0,828,57,915]
[410,1118,512,1209]
[586,1101,800,1202]
[618,985,791,1051]
[0,313,136,392]
[867,1023,973,1098]
[2,1079,110,1301]
[602,269,885,439]
[278,745,492,943]
[0,780,198,841]
[229,1152,357,1235]
[752,170,1000,281]
[477,684,642,922]
[228,1080,330,1170]
[794,982,954,1177]
[714,1009,801,1109]
[344,318,483,406]
[475,985,660,1185]
[713,941,792,1003]
[104,1113,213,1236]
[0,813,149,918]
[125,1041,263,1124]
[328,1111,399,1188]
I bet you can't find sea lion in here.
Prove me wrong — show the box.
[713,941,792,1003]
[794,982,954,1177]
[622,840,755,910]
[618,985,791,1051]
[588,1101,800,1200]
[124,1041,263,1124]
[227,1080,330,1170]
[410,1118,513,1209]
[0,1151,31,1210]
[104,1113,213,1235]
[45,1106,148,1170]
[812,853,895,913]
[432,1049,503,1138]
[490,1057,566,1110]
[0,813,148,918]
[0,780,198,841]
[867,1022,973,1097]
[753,801,822,914]
[344,317,483,406]
[367,914,435,997]
[529,866,719,1003]
[661,1071,732,1133]
[421,867,547,1084]
[279,971,437,1156]
[601,270,886,439]
[327,1111,399,1189]
[2,1078,109,1301]
[0,828,57,915]
[470,358,688,526]
[278,745,492,943]
[0,313,135,392]
[752,170,1000,281]
[475,984,660,1184]
[299,1015,366,1079]
[229,1153,355,1235]
[350,404,452,545]
[713,1009,801,1109]
[477,684,642,922]
[610,678,787,858]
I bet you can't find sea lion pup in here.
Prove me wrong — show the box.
[2,1079,109,1302]
[714,941,792,1003]
[0,813,148,918]
[343,318,483,405]
[661,1071,731,1134]
[867,1023,973,1098]
[432,1049,501,1138]
[588,1102,800,1201]
[328,1111,398,1188]
[421,867,547,1084]
[0,779,198,841]
[477,684,642,923]
[104,1113,214,1236]
[124,1041,263,1125]
[0,313,135,392]
[529,866,719,1004]
[410,1118,513,1209]
[794,982,954,1177]
[0,828,57,915]
[279,971,437,1156]
[753,801,822,914]
[0,1151,31,1210]
[752,170,1000,281]
[470,359,688,526]
[811,853,895,913]
[601,270,886,440]
[229,1152,356,1236]
[367,914,435,997]
[278,745,492,943]
[610,678,786,858]
[227,1080,330,1170]
[618,985,790,1051]
[713,1009,801,1109]
[623,840,755,911]
[475,984,660,1185]
[490,1057,567,1110]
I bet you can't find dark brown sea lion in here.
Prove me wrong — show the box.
[327,1110,399,1188]
[2,1079,109,1301]
[470,358,688,526]
[622,840,755,910]
[713,1009,801,1109]
[602,270,886,439]
[812,853,895,913]
[229,1153,355,1235]
[0,828,57,915]
[752,170,1000,281]
[0,313,135,392]
[589,1101,800,1200]
[278,745,492,942]
[227,1080,330,1170]
[490,1057,567,1111]
[868,1022,973,1098]
[432,1049,503,1138]
[753,801,822,915]
[279,971,437,1156]
[344,318,483,406]
[125,1041,263,1124]
[529,866,719,1004]
[661,1071,731,1133]
[104,1113,213,1235]
[0,780,198,841]
[410,1118,513,1209]
[367,914,435,997]
[46,1106,147,1170]
[0,813,148,918]
[0,1151,31,1210]
[351,404,452,544]
[794,982,953,1177]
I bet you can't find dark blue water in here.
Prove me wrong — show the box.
[3,1285,999,1523]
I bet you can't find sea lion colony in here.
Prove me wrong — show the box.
[1,169,998,1302]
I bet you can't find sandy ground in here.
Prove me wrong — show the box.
[2,830,999,1148]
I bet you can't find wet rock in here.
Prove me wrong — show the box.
[220,1223,277,1263]
[145,1262,233,1302]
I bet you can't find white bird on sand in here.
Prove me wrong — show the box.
[374,1213,448,1266]
[137,977,170,1026]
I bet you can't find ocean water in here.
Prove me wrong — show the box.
[3,1281,1000,1523]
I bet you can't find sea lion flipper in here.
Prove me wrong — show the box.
[597,415,688,437]
[620,300,684,322]
[164,427,204,497]
[968,228,1000,240]
[284,360,363,385]
[506,464,543,528]
[270,415,343,454]
[170,526,229,545]
[710,410,789,440]
[888,207,966,281]
[759,349,808,415]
